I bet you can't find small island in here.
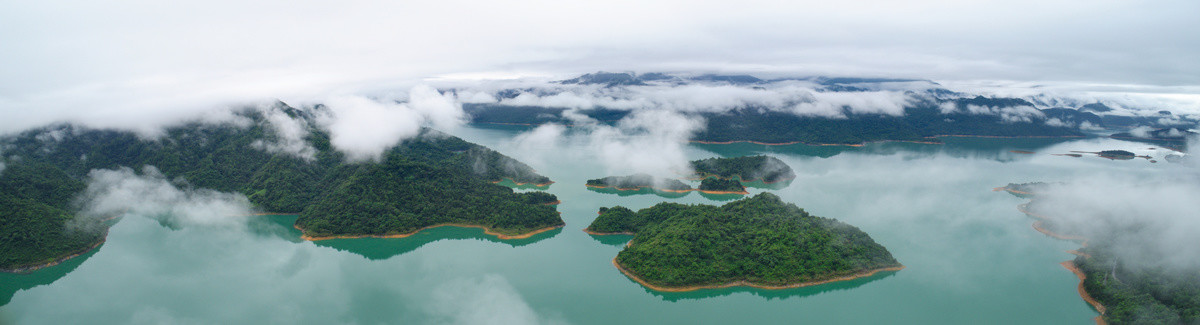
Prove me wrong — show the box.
[1097,150,1136,160]
[690,155,796,184]
[586,193,902,291]
[696,177,747,194]
[585,174,692,192]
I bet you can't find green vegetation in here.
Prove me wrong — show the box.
[1075,245,1200,324]
[0,164,104,272]
[690,155,795,183]
[587,193,900,289]
[0,104,561,270]
[697,177,746,193]
[585,174,691,192]
[1099,150,1136,160]
[1001,182,1200,324]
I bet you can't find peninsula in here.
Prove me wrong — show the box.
[0,103,563,271]
[998,183,1200,324]
[586,193,901,291]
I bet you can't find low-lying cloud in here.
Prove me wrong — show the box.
[1030,175,1200,271]
[73,166,255,229]
[510,109,703,177]
[316,85,465,162]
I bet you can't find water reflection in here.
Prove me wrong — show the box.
[585,186,690,199]
[312,226,562,260]
[640,270,901,302]
[587,233,633,247]
[0,247,101,307]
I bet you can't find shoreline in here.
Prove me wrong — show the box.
[2,234,107,274]
[690,172,796,185]
[295,223,564,241]
[1061,261,1109,325]
[612,257,904,292]
[999,190,1105,322]
[492,178,555,187]
[582,229,635,236]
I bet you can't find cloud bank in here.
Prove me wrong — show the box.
[3,0,1199,136]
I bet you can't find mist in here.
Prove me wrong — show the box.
[508,109,703,178]
[73,166,256,230]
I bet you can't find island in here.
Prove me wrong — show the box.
[696,177,747,194]
[1097,150,1136,160]
[998,183,1200,324]
[586,193,902,291]
[0,102,563,271]
[690,155,796,184]
[585,174,692,192]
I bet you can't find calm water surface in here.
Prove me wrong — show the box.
[2,125,1177,324]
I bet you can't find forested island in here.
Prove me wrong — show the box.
[690,155,796,184]
[696,177,747,194]
[998,183,1200,324]
[1098,150,1136,160]
[586,193,902,291]
[585,174,692,192]
[0,103,562,271]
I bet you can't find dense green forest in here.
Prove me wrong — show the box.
[0,103,560,270]
[1001,183,1200,324]
[585,174,691,191]
[696,177,746,193]
[690,155,796,183]
[0,164,104,271]
[587,193,900,289]
[1075,244,1200,324]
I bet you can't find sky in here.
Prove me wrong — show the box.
[2,0,1200,134]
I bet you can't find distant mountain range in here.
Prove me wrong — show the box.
[463,72,1198,145]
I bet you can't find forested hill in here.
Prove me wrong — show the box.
[587,193,900,289]
[690,155,795,184]
[0,103,561,270]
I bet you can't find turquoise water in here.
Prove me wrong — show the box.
[2,125,1175,324]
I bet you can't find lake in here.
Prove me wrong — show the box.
[2,124,1178,324]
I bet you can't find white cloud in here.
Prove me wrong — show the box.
[1031,176,1200,270]
[250,104,316,161]
[427,275,568,325]
[74,166,255,229]
[317,85,466,162]
[509,110,704,177]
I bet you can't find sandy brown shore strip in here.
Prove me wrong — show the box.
[296,223,564,241]
[491,178,555,187]
[2,235,107,273]
[582,229,635,236]
[612,257,904,292]
[1062,261,1108,325]
[689,172,796,185]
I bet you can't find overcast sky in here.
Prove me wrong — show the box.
[2,0,1199,134]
